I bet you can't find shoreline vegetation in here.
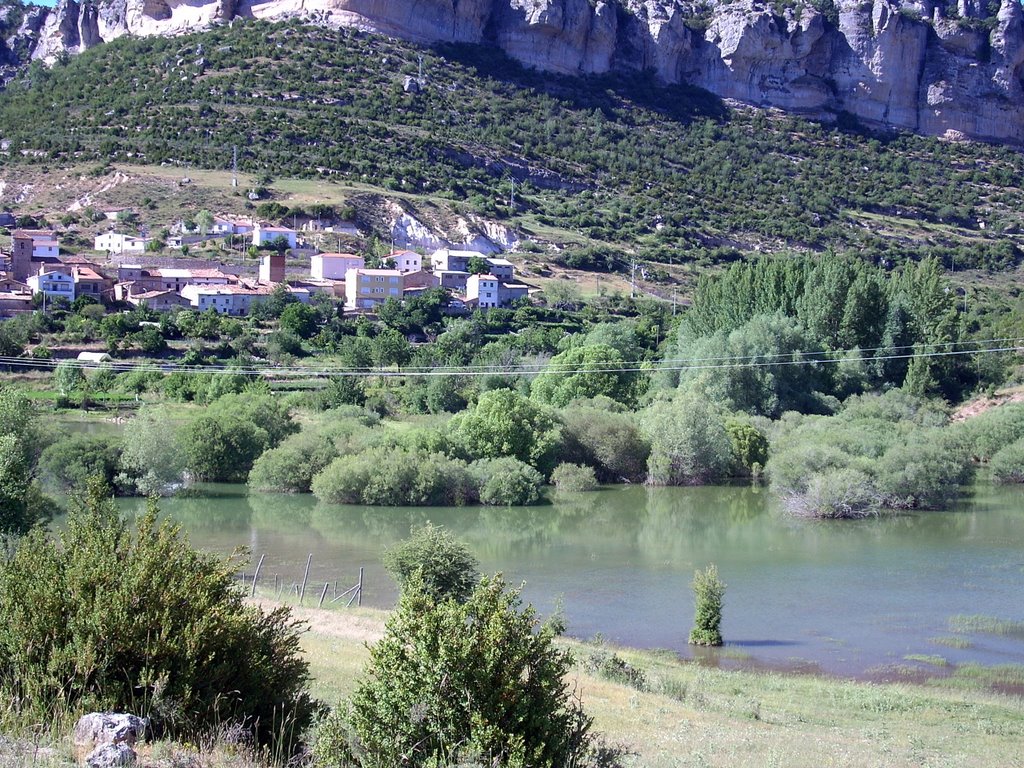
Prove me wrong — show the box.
[3,595,1023,767]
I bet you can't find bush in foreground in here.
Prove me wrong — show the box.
[314,575,595,768]
[0,480,317,750]
[382,523,479,602]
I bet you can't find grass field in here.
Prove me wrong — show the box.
[287,600,1024,768]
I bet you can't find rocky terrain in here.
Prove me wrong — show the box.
[0,0,1021,144]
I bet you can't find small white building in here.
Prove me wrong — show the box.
[431,248,484,273]
[28,269,75,302]
[253,225,297,249]
[467,274,501,308]
[311,253,364,280]
[384,250,422,274]
[466,274,529,309]
[95,232,150,254]
[345,268,403,310]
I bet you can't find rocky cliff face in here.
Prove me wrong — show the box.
[14,0,1024,143]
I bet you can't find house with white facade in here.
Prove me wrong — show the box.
[28,269,75,303]
[311,253,364,280]
[253,225,297,249]
[466,274,529,309]
[95,232,151,254]
[345,268,404,310]
[384,250,422,274]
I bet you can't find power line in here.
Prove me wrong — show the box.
[6,339,1021,379]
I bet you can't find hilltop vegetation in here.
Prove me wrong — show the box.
[0,20,1023,274]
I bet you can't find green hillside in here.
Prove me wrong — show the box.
[1,19,1022,271]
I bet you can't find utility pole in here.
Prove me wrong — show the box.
[630,260,637,299]
[508,176,515,210]
[232,145,238,188]
[418,54,424,83]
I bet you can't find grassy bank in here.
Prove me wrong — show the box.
[289,601,1024,768]
[2,597,1021,767]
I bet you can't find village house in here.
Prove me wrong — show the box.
[466,274,530,309]
[71,265,113,300]
[402,270,441,292]
[27,268,75,303]
[181,284,272,315]
[259,253,286,284]
[483,257,515,281]
[126,289,192,311]
[345,268,404,310]
[430,248,480,273]
[435,270,470,294]
[0,275,33,316]
[311,253,364,280]
[10,229,60,281]
[211,215,254,235]
[383,250,423,273]
[116,266,238,295]
[252,224,298,249]
[94,232,151,254]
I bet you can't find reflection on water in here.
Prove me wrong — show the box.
[114,483,1024,677]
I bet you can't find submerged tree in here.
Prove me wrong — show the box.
[689,564,725,647]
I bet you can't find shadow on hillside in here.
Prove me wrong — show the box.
[432,42,729,127]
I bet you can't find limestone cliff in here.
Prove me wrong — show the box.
[13,0,1024,143]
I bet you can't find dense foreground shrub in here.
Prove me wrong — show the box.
[314,575,595,768]
[0,481,317,749]
[382,523,479,602]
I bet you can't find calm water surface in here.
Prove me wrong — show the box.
[115,484,1024,677]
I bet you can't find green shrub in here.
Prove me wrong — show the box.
[551,462,599,492]
[37,433,122,493]
[583,649,648,692]
[689,564,725,647]
[787,467,879,519]
[248,432,339,493]
[382,523,479,602]
[0,480,317,749]
[560,406,650,483]
[469,456,545,505]
[989,438,1024,483]
[314,575,594,768]
[642,393,732,485]
[312,447,474,506]
[725,418,769,477]
[448,389,563,475]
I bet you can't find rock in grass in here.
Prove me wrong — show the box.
[85,742,136,767]
[73,713,148,748]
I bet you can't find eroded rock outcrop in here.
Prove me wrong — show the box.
[15,0,1024,143]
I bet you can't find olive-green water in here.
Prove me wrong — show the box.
[115,483,1024,678]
